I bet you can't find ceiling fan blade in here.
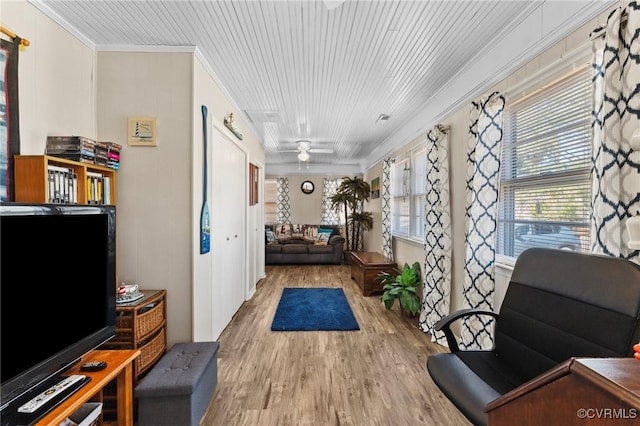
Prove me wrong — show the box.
[309,149,334,154]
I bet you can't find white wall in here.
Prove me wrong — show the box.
[3,0,96,151]
[96,51,194,346]
[5,0,266,348]
[192,54,265,340]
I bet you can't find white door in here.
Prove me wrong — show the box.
[211,126,246,338]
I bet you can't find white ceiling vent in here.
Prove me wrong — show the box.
[376,114,390,124]
[244,110,282,123]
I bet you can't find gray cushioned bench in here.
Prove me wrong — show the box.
[135,341,219,426]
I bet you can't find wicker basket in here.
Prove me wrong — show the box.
[136,328,166,376]
[116,299,164,339]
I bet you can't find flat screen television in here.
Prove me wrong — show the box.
[0,203,117,418]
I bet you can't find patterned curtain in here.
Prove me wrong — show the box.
[1,37,22,201]
[321,177,341,225]
[381,158,394,261]
[419,125,452,345]
[461,92,505,350]
[276,177,291,223]
[590,2,640,265]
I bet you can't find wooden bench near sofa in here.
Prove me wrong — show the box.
[427,248,640,426]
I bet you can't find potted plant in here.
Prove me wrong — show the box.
[329,176,372,254]
[378,261,422,316]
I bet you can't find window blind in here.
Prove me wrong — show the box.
[497,66,592,258]
[412,148,427,240]
[392,157,410,236]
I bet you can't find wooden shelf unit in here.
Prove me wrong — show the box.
[14,155,117,205]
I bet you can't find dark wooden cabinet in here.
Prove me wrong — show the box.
[487,358,640,425]
[350,251,397,296]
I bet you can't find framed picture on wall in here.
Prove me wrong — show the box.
[371,177,380,199]
[249,163,259,205]
[128,116,157,146]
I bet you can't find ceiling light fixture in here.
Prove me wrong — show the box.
[297,150,310,162]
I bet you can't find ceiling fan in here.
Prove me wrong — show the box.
[278,140,334,162]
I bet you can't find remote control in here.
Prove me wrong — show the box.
[17,375,86,414]
[80,361,107,372]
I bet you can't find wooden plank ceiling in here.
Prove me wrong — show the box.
[36,0,562,171]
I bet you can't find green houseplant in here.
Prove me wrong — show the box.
[379,261,422,316]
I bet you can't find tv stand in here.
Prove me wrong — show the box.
[35,349,139,426]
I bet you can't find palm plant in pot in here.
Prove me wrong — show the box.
[329,176,372,253]
[378,261,422,316]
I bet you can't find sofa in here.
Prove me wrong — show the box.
[426,248,640,426]
[265,224,345,265]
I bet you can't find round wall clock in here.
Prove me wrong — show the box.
[301,180,314,194]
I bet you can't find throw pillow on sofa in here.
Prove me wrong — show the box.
[266,229,277,244]
[276,223,291,236]
[318,227,334,237]
[315,232,331,245]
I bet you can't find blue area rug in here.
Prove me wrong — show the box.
[271,287,360,331]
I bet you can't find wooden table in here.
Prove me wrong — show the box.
[36,349,140,426]
[350,251,397,296]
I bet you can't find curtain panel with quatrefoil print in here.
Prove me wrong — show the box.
[461,92,505,350]
[276,177,291,224]
[590,2,640,265]
[381,158,394,261]
[322,177,342,225]
[418,126,452,346]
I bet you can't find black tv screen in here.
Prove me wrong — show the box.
[0,203,117,414]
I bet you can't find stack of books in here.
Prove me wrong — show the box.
[46,136,96,164]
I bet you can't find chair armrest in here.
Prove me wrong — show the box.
[435,308,499,352]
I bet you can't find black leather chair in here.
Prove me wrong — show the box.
[427,248,640,426]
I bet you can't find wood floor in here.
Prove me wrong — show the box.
[200,264,471,425]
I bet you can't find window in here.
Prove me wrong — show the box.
[264,179,277,223]
[497,66,592,259]
[392,147,428,241]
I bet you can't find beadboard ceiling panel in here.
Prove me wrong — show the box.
[31,0,610,173]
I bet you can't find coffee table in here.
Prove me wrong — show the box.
[350,251,397,296]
